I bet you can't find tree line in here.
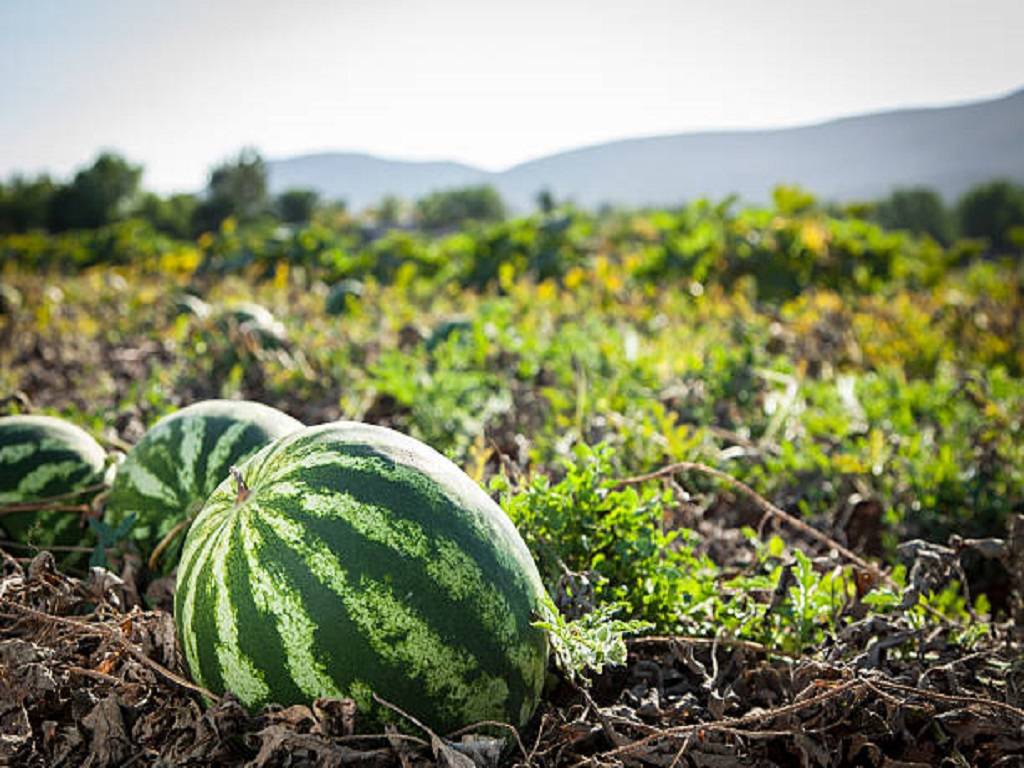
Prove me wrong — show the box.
[0,150,506,238]
[2,149,1023,252]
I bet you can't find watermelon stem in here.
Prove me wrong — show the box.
[229,466,251,505]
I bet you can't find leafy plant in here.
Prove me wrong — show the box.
[88,512,136,569]
[533,595,652,684]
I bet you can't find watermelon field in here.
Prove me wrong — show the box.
[2,194,1024,766]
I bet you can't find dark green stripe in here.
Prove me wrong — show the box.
[200,420,233,492]
[226,518,304,706]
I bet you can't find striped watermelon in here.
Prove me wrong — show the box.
[219,302,287,349]
[175,421,549,733]
[0,415,107,546]
[105,400,302,569]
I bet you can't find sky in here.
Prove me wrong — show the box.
[2,0,1023,193]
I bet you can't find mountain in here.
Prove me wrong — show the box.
[267,153,487,211]
[267,89,1024,211]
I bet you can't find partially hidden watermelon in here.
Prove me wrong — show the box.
[219,302,287,349]
[0,415,107,546]
[105,400,302,569]
[174,421,549,733]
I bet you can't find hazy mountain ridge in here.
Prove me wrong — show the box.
[268,89,1024,211]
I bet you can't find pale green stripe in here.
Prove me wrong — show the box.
[272,449,524,593]
[14,460,82,497]
[119,458,180,507]
[241,507,342,702]
[38,437,78,452]
[0,443,36,464]
[212,523,269,704]
[257,448,347,485]
[178,416,206,498]
[297,488,430,558]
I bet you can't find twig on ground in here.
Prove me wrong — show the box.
[1,540,95,554]
[0,599,219,703]
[372,694,437,739]
[872,678,1024,721]
[147,515,194,571]
[0,482,108,513]
[446,720,530,764]
[616,461,887,584]
[629,635,786,657]
[568,678,863,766]
[0,502,91,517]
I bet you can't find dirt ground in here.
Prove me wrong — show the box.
[2,516,1023,768]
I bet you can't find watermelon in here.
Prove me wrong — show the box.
[219,302,287,349]
[174,421,549,733]
[105,400,302,568]
[0,415,107,546]
[172,293,212,320]
[425,318,473,352]
[325,279,363,316]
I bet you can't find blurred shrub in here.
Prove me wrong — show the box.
[957,180,1024,254]
[415,185,506,230]
[872,186,953,245]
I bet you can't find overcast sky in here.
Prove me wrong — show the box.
[2,0,1022,193]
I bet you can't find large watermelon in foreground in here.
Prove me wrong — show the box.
[0,415,107,545]
[175,421,549,733]
[105,400,302,568]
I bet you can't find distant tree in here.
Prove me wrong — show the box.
[136,192,199,239]
[772,185,817,216]
[415,185,506,229]
[375,195,404,226]
[315,199,349,229]
[872,187,953,244]
[957,180,1024,252]
[536,188,556,214]
[48,152,142,231]
[0,175,58,233]
[275,188,320,225]
[192,148,268,234]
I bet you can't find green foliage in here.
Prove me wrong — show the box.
[374,195,405,226]
[772,185,817,216]
[533,595,652,684]
[872,186,953,244]
[136,192,199,240]
[48,152,143,232]
[415,185,506,230]
[957,179,1024,253]
[0,175,58,233]
[193,148,269,234]
[496,445,714,630]
[275,188,320,225]
[88,512,136,569]
[497,445,976,654]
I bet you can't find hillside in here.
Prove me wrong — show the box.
[267,153,486,211]
[268,88,1024,210]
